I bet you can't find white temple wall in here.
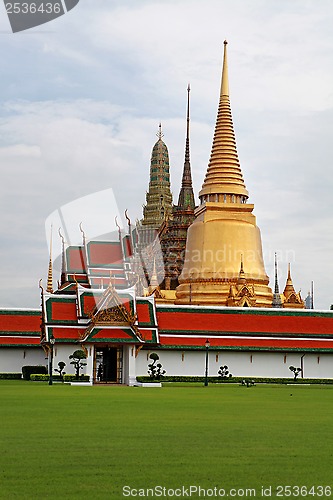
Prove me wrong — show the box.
[135,349,333,380]
[0,347,46,373]
[301,353,333,379]
[1,346,333,381]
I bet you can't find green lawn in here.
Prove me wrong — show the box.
[0,381,332,499]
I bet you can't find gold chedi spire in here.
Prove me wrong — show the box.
[199,41,248,203]
[176,42,272,307]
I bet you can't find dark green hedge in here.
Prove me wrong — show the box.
[63,374,90,382]
[30,374,90,382]
[30,374,65,382]
[22,365,47,381]
[0,373,22,379]
[136,375,333,385]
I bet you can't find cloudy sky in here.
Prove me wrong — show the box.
[0,0,332,309]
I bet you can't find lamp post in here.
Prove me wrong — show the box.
[204,338,210,387]
[49,334,55,386]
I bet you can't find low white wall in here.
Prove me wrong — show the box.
[136,349,333,379]
[0,347,46,373]
[302,353,333,379]
[2,346,332,381]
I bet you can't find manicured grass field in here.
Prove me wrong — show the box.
[0,381,332,499]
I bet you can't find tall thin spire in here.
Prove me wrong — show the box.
[272,253,282,307]
[185,83,191,165]
[160,86,196,291]
[46,226,53,294]
[199,40,248,202]
[178,84,195,209]
[221,39,229,96]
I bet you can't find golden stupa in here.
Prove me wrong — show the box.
[176,41,273,306]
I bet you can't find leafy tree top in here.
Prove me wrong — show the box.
[149,353,159,361]
[69,350,87,361]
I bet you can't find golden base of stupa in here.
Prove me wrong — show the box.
[175,202,273,307]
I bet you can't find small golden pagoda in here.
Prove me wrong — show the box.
[282,264,305,309]
[176,41,273,306]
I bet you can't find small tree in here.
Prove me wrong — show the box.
[289,365,302,381]
[148,353,166,380]
[69,350,87,379]
[54,361,66,380]
[218,365,232,378]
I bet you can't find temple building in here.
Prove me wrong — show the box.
[0,41,331,384]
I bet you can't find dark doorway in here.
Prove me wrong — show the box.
[95,347,121,383]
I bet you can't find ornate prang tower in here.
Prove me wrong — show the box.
[161,85,196,290]
[176,41,273,307]
[142,124,173,233]
[137,125,173,288]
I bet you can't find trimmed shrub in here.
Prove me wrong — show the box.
[22,365,47,381]
[0,373,22,379]
[63,374,90,382]
[69,350,87,378]
[218,365,232,378]
[147,353,166,380]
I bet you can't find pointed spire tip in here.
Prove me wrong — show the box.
[157,123,164,140]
